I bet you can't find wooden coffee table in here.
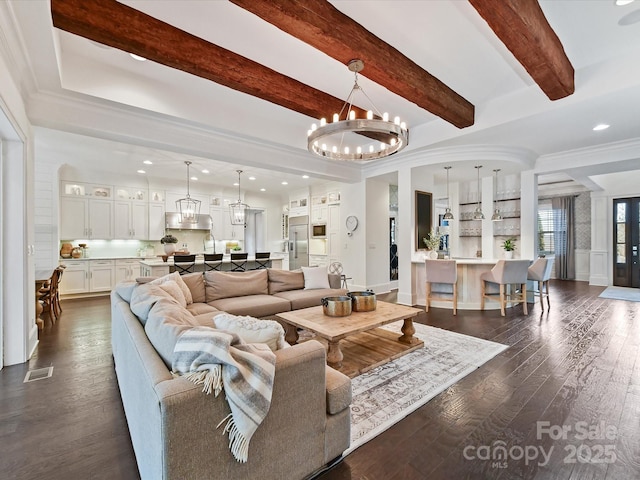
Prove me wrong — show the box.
[277,301,424,378]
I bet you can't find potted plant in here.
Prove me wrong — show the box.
[501,238,517,259]
[161,234,178,255]
[423,228,442,259]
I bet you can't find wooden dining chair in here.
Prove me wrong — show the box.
[39,266,65,323]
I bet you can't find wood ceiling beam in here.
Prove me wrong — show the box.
[50,0,372,123]
[469,0,574,100]
[230,0,475,129]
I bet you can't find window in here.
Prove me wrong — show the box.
[537,199,566,255]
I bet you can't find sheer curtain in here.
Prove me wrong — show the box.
[552,196,575,280]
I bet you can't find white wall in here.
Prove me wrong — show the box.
[365,177,391,293]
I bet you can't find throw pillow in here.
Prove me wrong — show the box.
[151,271,193,305]
[156,280,187,308]
[302,266,330,290]
[213,313,286,352]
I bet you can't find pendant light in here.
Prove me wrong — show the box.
[176,161,201,223]
[443,166,454,220]
[491,169,503,221]
[229,170,249,225]
[473,165,485,220]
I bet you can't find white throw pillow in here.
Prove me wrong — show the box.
[302,266,330,290]
[151,272,193,304]
[213,313,286,351]
[156,280,187,308]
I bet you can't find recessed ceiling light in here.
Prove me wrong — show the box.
[249,176,256,181]
[615,0,634,6]
[137,169,146,174]
[281,181,288,185]
[143,160,153,165]
[201,169,209,174]
[260,188,266,192]
[302,175,309,179]
[593,123,610,131]
[190,176,198,181]
[233,182,239,186]
[130,53,147,62]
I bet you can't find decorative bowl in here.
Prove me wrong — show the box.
[321,296,352,317]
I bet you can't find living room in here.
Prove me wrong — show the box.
[2,1,640,478]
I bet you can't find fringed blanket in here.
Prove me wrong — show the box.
[172,326,276,463]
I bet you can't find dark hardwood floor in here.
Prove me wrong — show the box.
[1,281,639,479]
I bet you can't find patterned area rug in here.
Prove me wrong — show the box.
[598,286,640,302]
[345,322,508,455]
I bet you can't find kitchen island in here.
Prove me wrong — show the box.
[139,253,284,277]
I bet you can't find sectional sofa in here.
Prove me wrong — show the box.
[111,268,352,480]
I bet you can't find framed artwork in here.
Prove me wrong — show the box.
[415,190,432,251]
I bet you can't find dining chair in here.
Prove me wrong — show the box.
[230,253,248,272]
[527,257,553,311]
[480,259,530,316]
[173,254,197,275]
[39,266,65,323]
[424,259,458,315]
[253,252,271,269]
[203,253,224,271]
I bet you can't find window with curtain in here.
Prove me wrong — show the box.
[537,199,558,255]
[538,196,575,279]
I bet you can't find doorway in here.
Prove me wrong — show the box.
[244,208,265,256]
[389,217,397,280]
[613,197,640,287]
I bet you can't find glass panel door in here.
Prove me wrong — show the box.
[613,197,640,287]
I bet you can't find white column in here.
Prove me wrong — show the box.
[397,167,413,306]
[520,170,537,260]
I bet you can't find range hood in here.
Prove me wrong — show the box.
[165,212,212,231]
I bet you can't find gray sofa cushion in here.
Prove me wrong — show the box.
[181,272,206,303]
[325,366,352,414]
[268,269,304,294]
[208,294,291,317]
[205,269,268,301]
[273,288,348,310]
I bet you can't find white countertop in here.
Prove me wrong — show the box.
[411,257,503,265]
[141,253,284,267]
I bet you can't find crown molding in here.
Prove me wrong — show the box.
[27,89,363,184]
[0,2,38,99]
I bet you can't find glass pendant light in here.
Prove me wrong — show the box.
[229,170,249,225]
[443,166,454,220]
[176,161,201,223]
[491,169,503,221]
[473,165,485,220]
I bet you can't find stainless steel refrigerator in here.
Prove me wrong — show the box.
[288,215,309,270]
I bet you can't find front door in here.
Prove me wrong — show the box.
[613,197,640,287]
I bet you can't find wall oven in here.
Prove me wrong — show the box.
[311,223,327,238]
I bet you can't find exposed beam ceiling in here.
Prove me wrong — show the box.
[469,0,574,100]
[230,0,475,129]
[50,0,372,122]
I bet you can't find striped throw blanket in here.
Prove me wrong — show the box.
[172,326,276,463]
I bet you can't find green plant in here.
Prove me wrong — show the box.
[232,245,242,251]
[422,228,442,250]
[501,238,517,251]
[160,234,178,244]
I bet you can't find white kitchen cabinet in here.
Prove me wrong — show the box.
[311,204,328,223]
[209,207,225,240]
[140,263,170,277]
[114,200,148,239]
[149,202,165,241]
[328,204,341,265]
[115,259,141,283]
[60,196,114,239]
[89,260,115,292]
[58,261,89,295]
[309,254,328,269]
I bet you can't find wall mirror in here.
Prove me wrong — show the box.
[415,190,433,251]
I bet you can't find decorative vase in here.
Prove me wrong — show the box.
[163,243,176,255]
[428,250,439,259]
[504,251,514,259]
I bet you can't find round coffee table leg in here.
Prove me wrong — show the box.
[284,323,299,345]
[399,317,418,344]
[327,340,343,368]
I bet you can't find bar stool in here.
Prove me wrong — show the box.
[527,257,553,311]
[425,259,458,315]
[253,252,271,269]
[203,253,224,271]
[480,260,530,316]
[329,262,351,289]
[230,253,248,272]
[174,254,196,275]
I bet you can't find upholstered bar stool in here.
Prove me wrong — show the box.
[480,259,530,316]
[230,253,248,272]
[203,253,223,271]
[527,257,553,311]
[173,254,196,275]
[425,259,458,315]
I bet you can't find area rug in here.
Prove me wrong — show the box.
[345,322,508,455]
[598,286,640,302]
